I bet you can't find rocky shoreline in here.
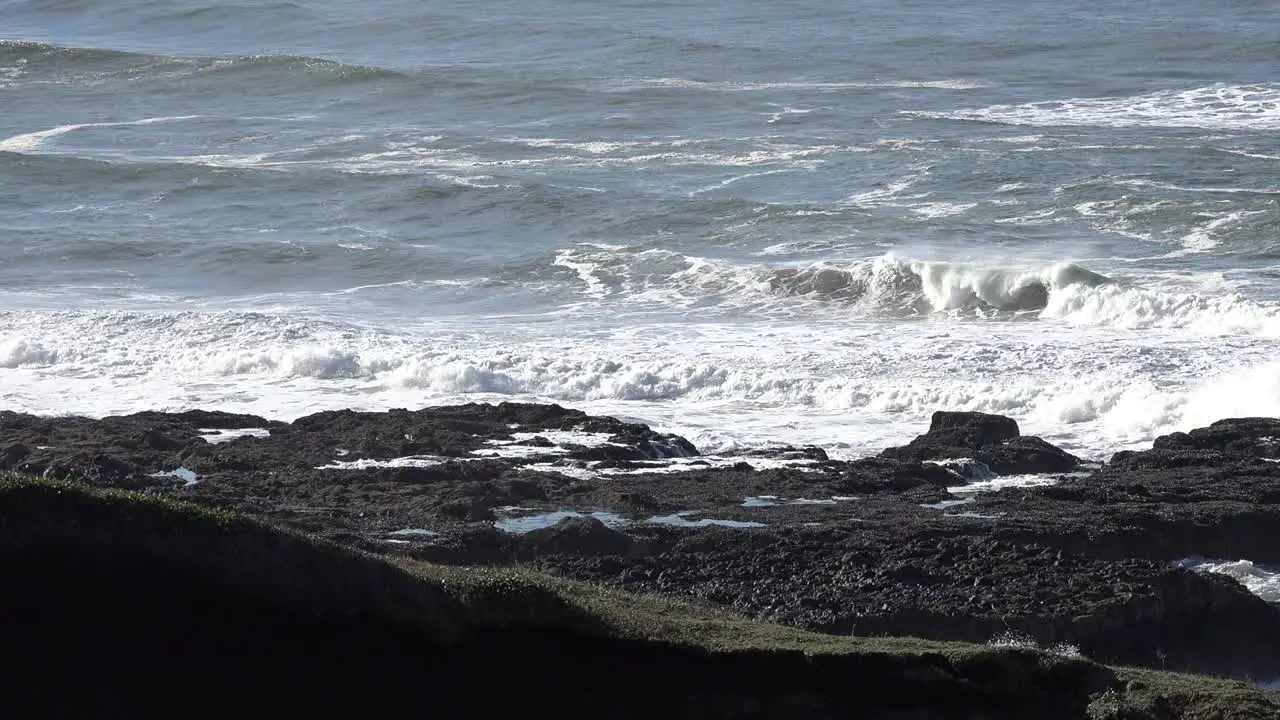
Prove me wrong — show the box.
[4,403,1280,684]
[15,474,1276,720]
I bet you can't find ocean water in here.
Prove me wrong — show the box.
[1,0,1277,460]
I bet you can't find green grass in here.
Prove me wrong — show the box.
[1,472,1276,718]
[411,560,968,655]
[1095,667,1280,720]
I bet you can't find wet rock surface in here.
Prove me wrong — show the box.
[4,403,1280,683]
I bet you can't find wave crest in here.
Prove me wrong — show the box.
[553,246,1110,316]
[911,260,1109,312]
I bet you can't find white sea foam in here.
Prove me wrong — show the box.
[2,256,1280,464]
[846,171,931,207]
[986,632,1081,658]
[327,136,856,177]
[743,496,843,507]
[1041,283,1280,335]
[596,456,820,475]
[911,83,1280,131]
[521,462,598,481]
[921,497,974,511]
[522,454,820,480]
[1112,178,1280,196]
[909,202,978,218]
[0,340,57,368]
[471,441,571,458]
[1217,147,1280,161]
[316,455,448,470]
[198,428,271,444]
[11,126,862,178]
[948,472,1087,495]
[1178,558,1280,603]
[0,115,202,153]
[1166,210,1270,256]
[0,61,24,88]
[689,168,796,196]
[387,528,439,538]
[766,106,813,124]
[509,430,621,447]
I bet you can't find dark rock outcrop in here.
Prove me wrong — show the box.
[880,410,1080,474]
[1150,417,1280,459]
[522,516,641,558]
[836,457,965,492]
[7,404,1280,686]
[581,528,1280,681]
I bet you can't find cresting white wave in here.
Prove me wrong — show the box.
[912,83,1280,131]
[554,246,1110,315]
[550,246,1280,331]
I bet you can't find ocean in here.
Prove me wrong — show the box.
[2,0,1277,461]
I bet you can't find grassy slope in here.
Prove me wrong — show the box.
[0,473,1275,719]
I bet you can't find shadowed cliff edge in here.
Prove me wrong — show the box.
[0,474,1275,719]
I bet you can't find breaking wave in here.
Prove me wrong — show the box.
[552,247,1111,316]
[546,247,1280,336]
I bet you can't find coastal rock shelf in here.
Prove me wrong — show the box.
[3,404,1280,684]
[7,476,1274,719]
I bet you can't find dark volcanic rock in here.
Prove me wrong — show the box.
[521,516,641,557]
[881,410,1081,474]
[1073,418,1280,508]
[1150,417,1280,459]
[551,526,1280,681]
[42,453,142,488]
[991,418,1280,567]
[437,498,497,522]
[8,403,1280,685]
[982,436,1082,475]
[836,457,964,492]
[926,411,1021,446]
[2,479,1155,720]
[0,409,278,488]
[1087,418,1280,511]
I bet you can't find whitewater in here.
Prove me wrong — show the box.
[1,0,1277,461]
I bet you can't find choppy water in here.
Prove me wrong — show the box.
[2,0,1278,459]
